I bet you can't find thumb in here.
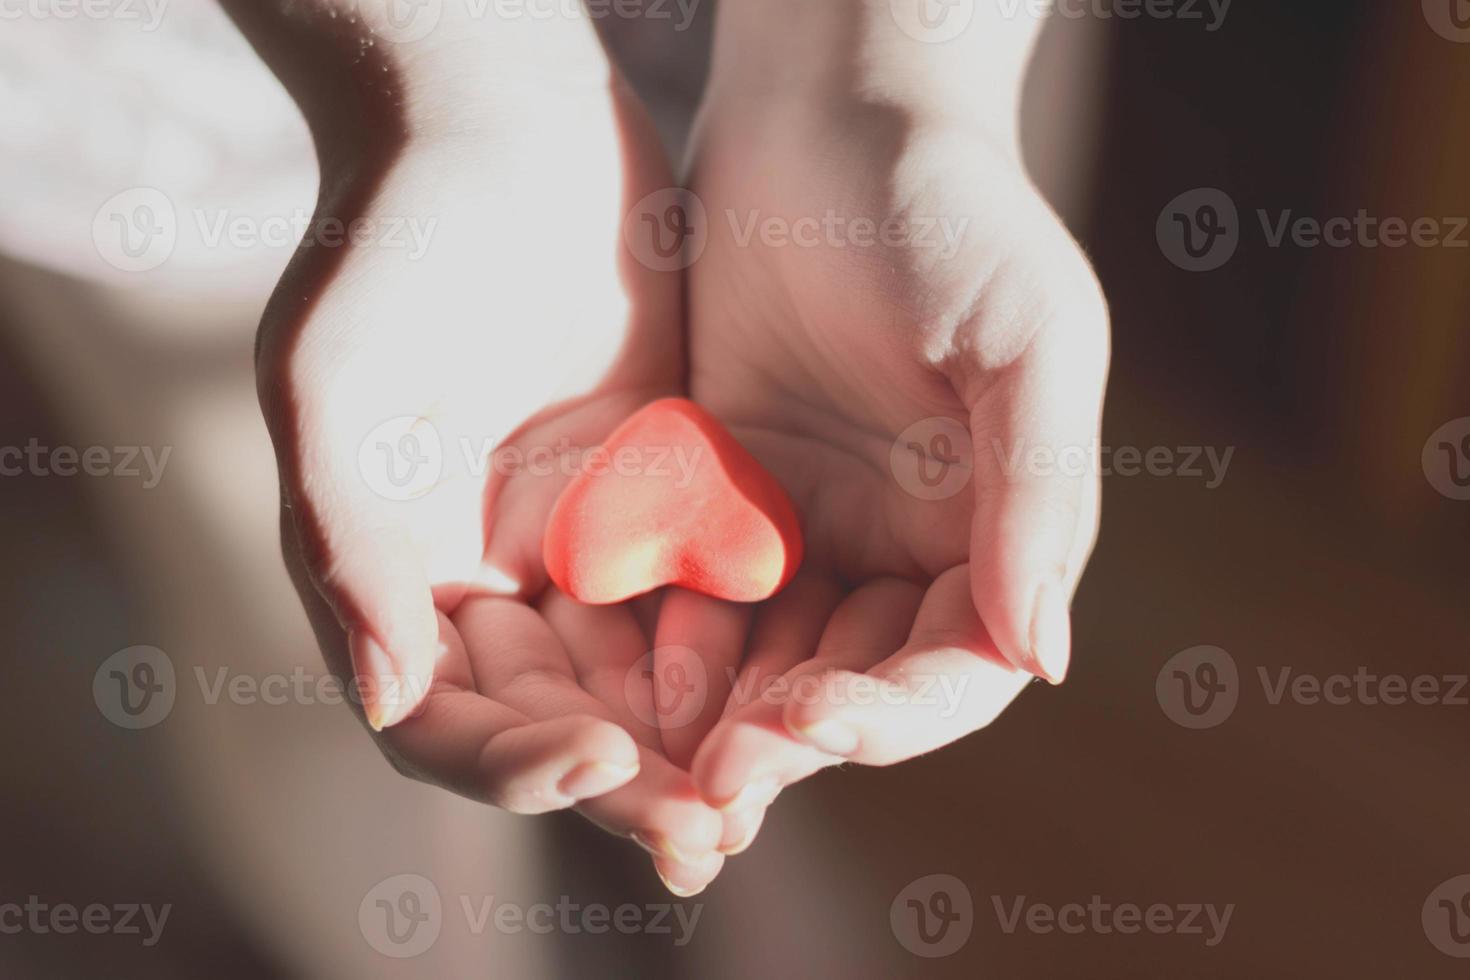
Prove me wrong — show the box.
[964,306,1108,685]
[280,412,442,731]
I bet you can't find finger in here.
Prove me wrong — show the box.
[630,592,664,646]
[277,504,439,733]
[692,578,923,809]
[718,806,767,857]
[723,571,844,717]
[652,852,726,898]
[585,747,725,862]
[387,699,642,813]
[784,565,1032,765]
[539,587,662,747]
[456,596,723,857]
[352,612,640,811]
[961,292,1108,684]
[652,588,754,770]
[274,417,442,730]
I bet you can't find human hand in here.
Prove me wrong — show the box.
[238,4,736,892]
[672,0,1110,810]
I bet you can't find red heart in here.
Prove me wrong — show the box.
[543,398,804,604]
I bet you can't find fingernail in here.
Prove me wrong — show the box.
[557,761,639,801]
[653,851,723,896]
[720,810,766,856]
[1029,578,1072,685]
[631,832,698,864]
[655,867,706,898]
[717,776,780,813]
[792,719,859,756]
[349,631,396,732]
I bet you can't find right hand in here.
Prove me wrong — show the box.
[256,26,732,893]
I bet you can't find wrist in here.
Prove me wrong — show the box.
[705,0,1043,151]
[223,0,615,179]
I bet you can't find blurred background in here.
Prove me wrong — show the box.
[2,1,1468,976]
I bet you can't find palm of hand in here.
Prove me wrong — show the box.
[677,103,1108,803]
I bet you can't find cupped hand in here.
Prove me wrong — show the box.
[676,93,1110,811]
[260,51,738,892]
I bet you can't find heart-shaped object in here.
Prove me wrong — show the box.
[544,398,803,604]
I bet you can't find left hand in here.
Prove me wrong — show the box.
[667,74,1110,817]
